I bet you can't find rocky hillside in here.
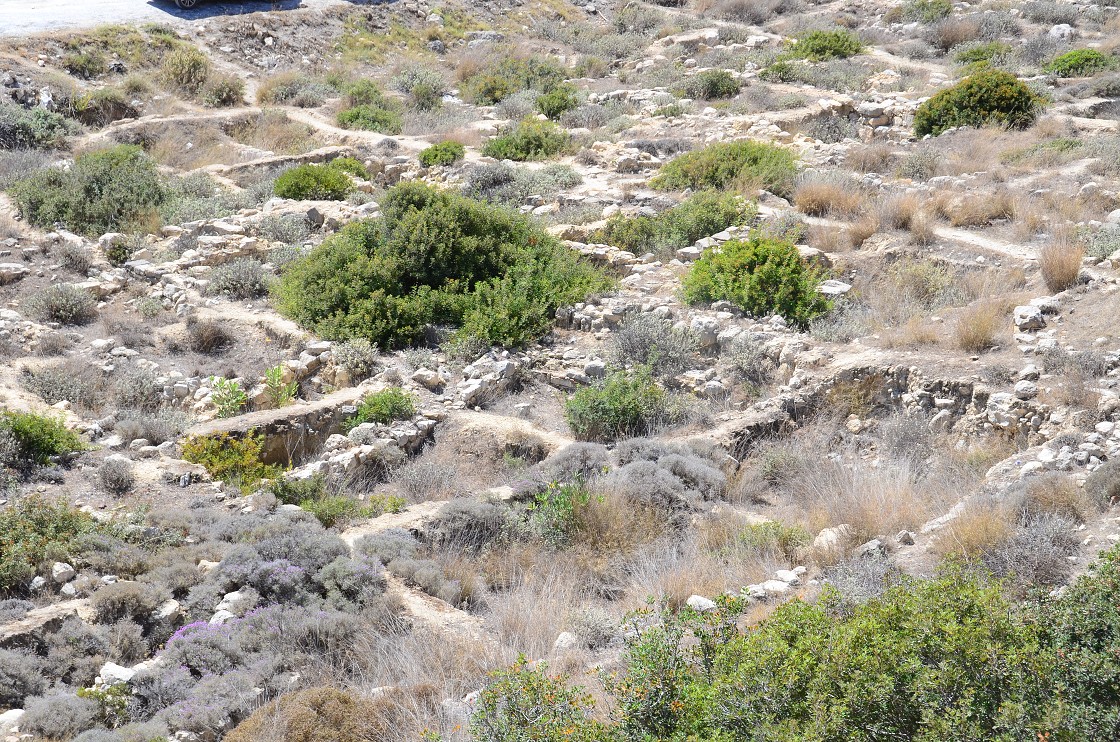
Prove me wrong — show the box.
[0,0,1119,739]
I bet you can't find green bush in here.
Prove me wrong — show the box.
[10,145,165,237]
[0,102,74,149]
[0,497,105,593]
[589,191,756,260]
[954,41,1013,65]
[337,103,403,134]
[274,181,611,348]
[470,658,608,742]
[482,119,571,161]
[64,50,108,79]
[273,163,354,201]
[681,232,831,328]
[70,87,137,127]
[180,431,282,494]
[24,285,99,325]
[0,411,87,466]
[536,83,581,120]
[326,156,368,178]
[682,69,741,100]
[650,140,798,196]
[913,68,1042,136]
[419,140,466,167]
[343,387,416,432]
[201,74,245,107]
[160,45,210,95]
[461,55,567,105]
[1044,49,1116,77]
[786,29,865,61]
[564,366,671,442]
[901,0,953,23]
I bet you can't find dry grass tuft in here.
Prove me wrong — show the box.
[1019,473,1100,524]
[877,193,920,231]
[847,216,879,248]
[908,211,937,246]
[794,178,867,218]
[930,190,1015,227]
[935,501,1013,557]
[1039,232,1084,293]
[845,143,894,173]
[953,300,1005,353]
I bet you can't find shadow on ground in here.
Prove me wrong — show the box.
[147,0,393,20]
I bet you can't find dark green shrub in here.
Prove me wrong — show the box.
[913,68,1042,136]
[565,366,671,442]
[0,497,102,592]
[482,119,571,161]
[786,30,865,61]
[269,474,327,505]
[901,0,953,23]
[10,145,165,237]
[461,55,567,105]
[589,191,756,260]
[0,102,74,149]
[536,83,580,120]
[681,232,831,328]
[273,164,353,201]
[650,140,798,196]
[0,412,87,466]
[326,156,368,178]
[274,181,611,348]
[337,104,403,134]
[683,69,741,100]
[1044,49,1115,77]
[419,140,466,167]
[343,387,416,432]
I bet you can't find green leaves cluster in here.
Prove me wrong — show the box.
[419,140,466,167]
[0,497,106,592]
[1,411,87,466]
[564,366,672,443]
[681,232,831,328]
[460,55,568,106]
[913,68,1043,137]
[785,29,865,62]
[650,140,798,197]
[11,145,165,237]
[481,119,571,161]
[274,182,612,348]
[589,191,756,260]
[180,431,282,494]
[336,80,403,134]
[273,161,356,201]
[343,387,416,432]
[1044,49,1116,77]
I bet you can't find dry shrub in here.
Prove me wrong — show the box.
[845,143,894,173]
[847,216,879,248]
[1011,196,1049,241]
[958,265,1026,301]
[934,501,1013,557]
[908,212,937,246]
[620,538,776,612]
[807,223,846,252]
[227,110,318,155]
[883,316,940,347]
[928,17,981,52]
[793,178,866,217]
[877,193,920,231]
[787,461,954,544]
[1018,473,1099,523]
[953,300,1004,353]
[1039,232,1084,292]
[930,190,1014,227]
[572,491,667,558]
[185,317,233,354]
[482,556,587,658]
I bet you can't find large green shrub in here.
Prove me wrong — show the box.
[1044,49,1116,77]
[481,119,571,161]
[419,140,466,167]
[10,145,165,236]
[273,163,354,201]
[682,69,741,100]
[0,497,105,593]
[180,431,282,493]
[650,140,797,196]
[913,68,1042,136]
[337,104,403,134]
[0,102,74,149]
[681,232,831,328]
[536,83,580,120]
[564,366,671,442]
[0,411,87,466]
[461,55,567,105]
[786,29,865,61]
[273,182,611,348]
[589,191,756,260]
[901,0,953,23]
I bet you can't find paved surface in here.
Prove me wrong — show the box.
[0,0,361,37]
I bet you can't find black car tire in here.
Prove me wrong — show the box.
[175,0,200,8]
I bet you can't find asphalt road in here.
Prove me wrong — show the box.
[0,0,357,37]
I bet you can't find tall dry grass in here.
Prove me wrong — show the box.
[1039,231,1084,292]
[953,300,1005,353]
